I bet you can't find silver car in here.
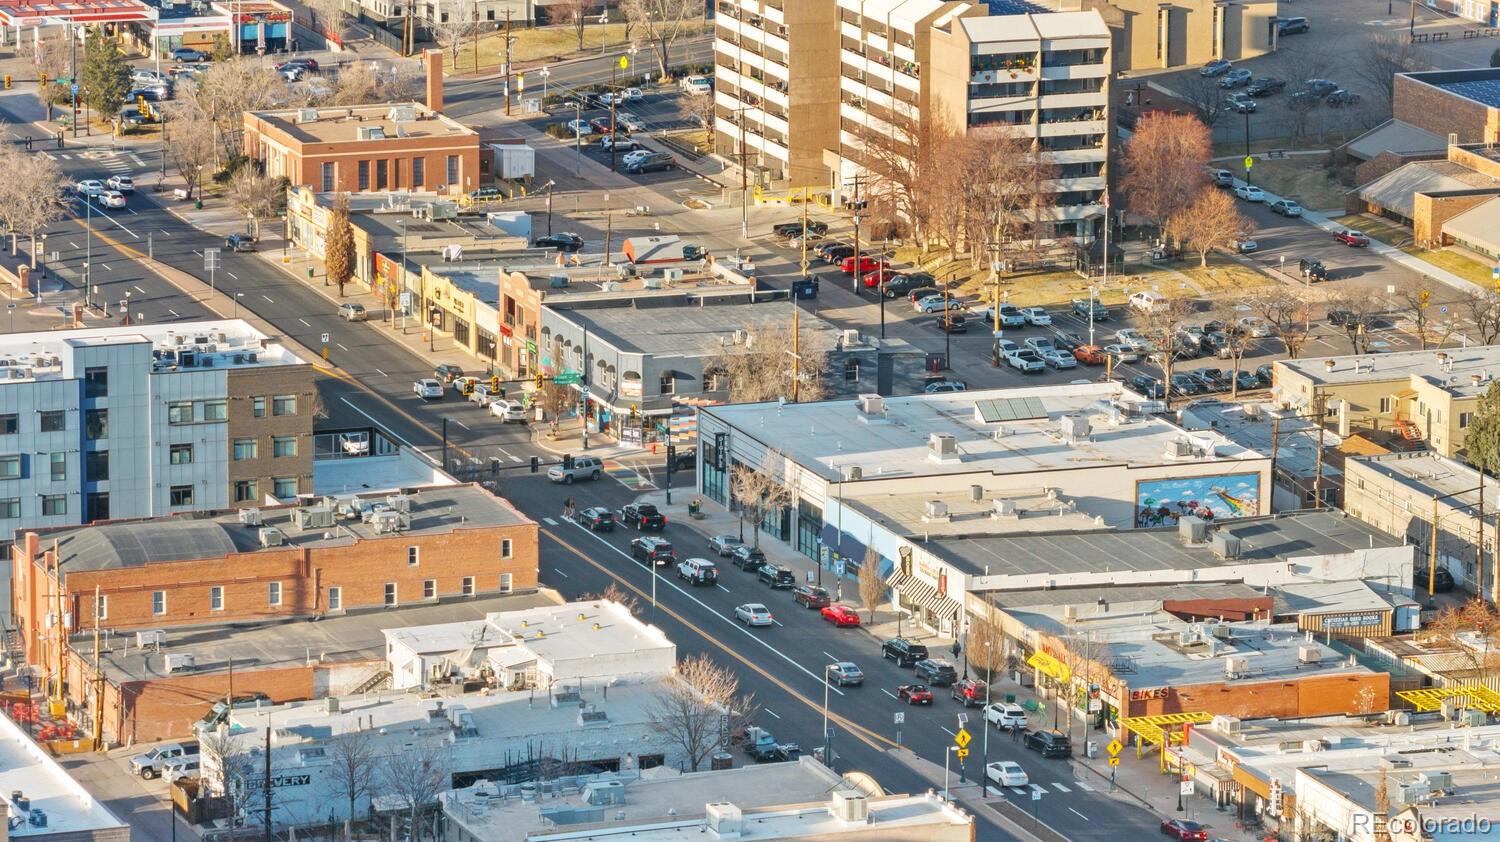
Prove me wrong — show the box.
[547,455,603,483]
[709,534,743,556]
[735,603,774,627]
[828,662,864,686]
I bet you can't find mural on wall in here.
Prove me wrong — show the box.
[1135,473,1260,528]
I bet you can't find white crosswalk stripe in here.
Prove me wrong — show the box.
[542,517,558,525]
[1052,782,1071,792]
[1010,787,1027,796]
[1029,784,1046,797]
[1073,779,1094,792]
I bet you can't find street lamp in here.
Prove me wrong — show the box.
[234,292,243,318]
[539,65,550,105]
[821,664,834,771]
[542,179,556,236]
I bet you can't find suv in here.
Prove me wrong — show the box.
[624,152,675,174]
[677,557,718,585]
[1299,258,1328,281]
[434,363,465,383]
[1130,373,1165,399]
[985,702,1028,731]
[914,658,959,687]
[630,536,674,566]
[757,564,796,589]
[729,545,767,572]
[1024,730,1073,758]
[882,637,930,667]
[952,678,988,707]
[547,455,603,484]
[621,502,667,530]
[225,232,255,252]
[793,585,831,608]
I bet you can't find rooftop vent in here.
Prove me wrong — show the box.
[829,791,869,824]
[840,329,862,348]
[1211,531,1241,559]
[857,394,884,415]
[706,802,743,837]
[1323,360,1336,372]
[1179,516,1209,544]
[970,484,983,502]
[928,432,958,463]
[296,108,319,123]
[991,498,1018,518]
[1059,414,1091,442]
[1164,439,1196,460]
[1297,645,1323,664]
[387,104,417,122]
[922,500,950,522]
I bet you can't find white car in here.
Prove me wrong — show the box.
[490,399,527,423]
[1042,349,1077,369]
[1103,343,1140,363]
[1006,349,1045,373]
[131,69,166,86]
[986,761,1029,788]
[1114,328,1149,350]
[1020,307,1052,326]
[1238,316,1272,338]
[414,378,443,399]
[735,603,774,627]
[1234,184,1265,202]
[451,375,479,395]
[1128,291,1165,313]
[616,112,645,131]
[75,179,104,197]
[621,87,645,102]
[1023,337,1056,356]
[99,190,126,209]
[106,175,134,193]
[565,119,595,136]
[468,383,494,406]
[916,295,963,314]
[984,702,1028,730]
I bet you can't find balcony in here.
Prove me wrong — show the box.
[1046,201,1106,221]
[971,66,1036,85]
[1039,92,1108,110]
[1039,120,1107,138]
[1039,62,1108,81]
[1047,146,1108,164]
[1045,175,1108,193]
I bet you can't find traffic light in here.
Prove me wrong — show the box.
[562,454,574,470]
[529,456,539,473]
[534,371,544,388]
[1419,289,1431,309]
[38,73,46,87]
[136,94,147,111]
[462,379,474,395]
[3,75,11,90]
[489,374,500,392]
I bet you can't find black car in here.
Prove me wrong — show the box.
[533,232,584,252]
[1023,730,1073,758]
[579,507,615,531]
[1277,16,1309,35]
[276,57,320,72]
[1051,334,1082,353]
[630,536,674,566]
[881,637,930,668]
[1289,90,1320,109]
[1197,368,1233,391]
[1326,89,1361,107]
[1305,78,1338,98]
[1130,374,1166,399]
[434,363,465,383]
[621,502,667,530]
[1300,258,1329,281]
[129,87,168,103]
[906,286,940,305]
[1254,364,1274,386]
[1234,371,1260,391]
[1246,77,1286,97]
[1169,373,1204,397]
[757,564,796,589]
[913,658,959,687]
[225,233,255,252]
[1415,564,1456,593]
[936,314,967,333]
[729,545,768,572]
[819,244,856,264]
[814,240,850,260]
[882,274,921,298]
[773,220,828,238]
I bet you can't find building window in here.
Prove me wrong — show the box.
[659,372,675,395]
[95,594,107,620]
[83,366,108,398]
[40,410,65,432]
[408,546,420,566]
[384,582,397,606]
[462,576,475,596]
[273,394,297,416]
[233,438,259,460]
[202,400,227,421]
[268,581,282,606]
[412,157,425,187]
[273,477,297,498]
[423,579,436,599]
[844,359,861,382]
[168,401,194,424]
[446,155,458,185]
[170,484,194,506]
[499,573,513,593]
[86,492,109,522]
[252,396,267,418]
[41,494,66,516]
[0,414,16,435]
[170,443,194,465]
[357,159,370,190]
[0,455,19,479]
[0,498,18,518]
[272,436,298,457]
[85,409,108,440]
[234,479,258,502]
[85,450,109,481]
[321,162,335,192]
[1461,412,1474,429]
[328,586,342,611]
[376,159,388,190]
[49,452,66,481]
[210,585,224,611]
[1379,397,1393,414]
[152,590,166,615]
[501,538,512,558]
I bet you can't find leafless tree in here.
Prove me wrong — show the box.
[968,603,1006,681]
[226,168,286,240]
[1136,296,1197,407]
[729,452,795,548]
[198,726,250,830]
[622,0,699,80]
[1353,33,1428,109]
[553,0,597,51]
[20,37,70,120]
[682,90,716,132]
[713,321,832,404]
[184,60,288,164]
[534,381,574,434]
[380,741,449,841]
[1120,113,1211,236]
[841,100,952,245]
[1176,73,1228,129]
[303,0,348,41]
[1424,599,1500,687]
[1171,187,1252,267]
[160,106,216,197]
[0,150,70,267]
[1324,289,1383,355]
[1395,281,1439,350]
[1462,287,1500,346]
[1207,299,1258,398]
[325,730,378,827]
[1254,289,1315,359]
[431,0,479,62]
[647,654,756,772]
[856,547,884,623]
[583,583,643,616]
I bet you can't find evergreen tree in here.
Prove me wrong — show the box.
[211,32,233,62]
[81,31,131,122]
[324,193,355,297]
[1466,381,1500,477]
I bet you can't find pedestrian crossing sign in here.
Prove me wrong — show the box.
[1109,756,1120,767]
[956,748,970,759]
[954,728,971,749]
[1106,739,1123,756]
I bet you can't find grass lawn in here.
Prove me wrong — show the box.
[677,129,711,154]
[445,23,709,75]
[1211,131,1361,158]
[1331,214,1411,247]
[1177,255,1278,294]
[1236,157,1348,212]
[1332,213,1495,288]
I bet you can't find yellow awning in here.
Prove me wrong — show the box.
[1396,685,1500,713]
[1121,712,1213,748]
[1027,651,1071,683]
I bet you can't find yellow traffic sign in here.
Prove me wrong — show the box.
[956,747,970,759]
[1243,155,1254,170]
[1107,739,1123,756]
[954,728,972,749]
[1109,756,1120,767]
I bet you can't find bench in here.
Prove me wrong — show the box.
[1023,698,1043,713]
[172,188,190,201]
[1411,31,1451,43]
[1463,27,1499,38]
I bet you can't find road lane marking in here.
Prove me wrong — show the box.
[159,229,171,236]
[1069,808,1089,821]
[882,689,897,699]
[940,726,956,737]
[452,419,471,431]
[69,241,79,250]
[763,708,781,719]
[1073,780,1094,792]
[1052,782,1070,792]
[226,271,237,280]
[552,567,569,578]
[717,584,730,593]
[100,263,112,271]
[543,517,559,525]
[168,309,179,317]
[337,343,349,351]
[134,285,145,294]
[261,294,274,303]
[822,651,838,662]
[374,368,387,377]
[192,249,201,256]
[298,318,311,326]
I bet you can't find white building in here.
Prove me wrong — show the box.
[384,600,676,690]
[0,712,129,841]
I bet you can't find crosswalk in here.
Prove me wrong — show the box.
[998,780,1094,797]
[41,149,150,173]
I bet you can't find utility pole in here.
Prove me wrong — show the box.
[503,10,513,116]
[845,175,868,294]
[609,55,620,171]
[91,585,102,750]
[70,23,77,140]
[263,724,272,842]
[581,327,590,450]
[603,193,613,267]
[791,295,801,403]
[472,0,479,77]
[738,109,749,238]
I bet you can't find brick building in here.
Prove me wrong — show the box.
[243,50,481,195]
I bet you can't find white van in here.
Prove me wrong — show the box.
[1129,291,1167,313]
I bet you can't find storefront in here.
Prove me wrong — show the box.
[225,1,290,53]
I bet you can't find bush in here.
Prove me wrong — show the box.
[213,154,252,184]
[544,122,574,140]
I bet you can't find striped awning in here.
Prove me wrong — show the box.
[887,573,961,624]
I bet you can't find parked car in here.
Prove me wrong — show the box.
[624,152,676,174]
[677,557,718,585]
[1161,819,1210,841]
[818,243,855,263]
[1226,93,1257,113]
[935,314,967,333]
[916,295,965,314]
[1276,16,1309,34]
[986,761,1029,787]
[1255,364,1275,386]
[1170,373,1206,397]
[1199,59,1232,77]
[1247,77,1285,97]
[620,502,667,530]
[827,661,864,686]
[709,534,744,557]
[821,604,861,626]
[170,47,207,62]
[1219,68,1252,88]
[1300,258,1328,281]
[793,585,831,608]
[1305,78,1339,98]
[1233,184,1265,202]
[757,564,796,589]
[735,603,774,627]
[1334,229,1370,246]
[1115,328,1149,350]
[1073,344,1107,366]
[1232,237,1258,253]
[1017,306,1052,326]
[881,637,930,667]
[578,507,615,531]
[1130,374,1165,398]
[1198,368,1234,391]
[1023,730,1072,758]
[106,174,135,193]
[131,742,199,779]
[1209,168,1235,187]
[985,702,1028,730]
[951,678,987,707]
[1415,564,1455,593]
[992,304,1027,327]
[1326,89,1361,107]
[897,684,934,705]
[1239,316,1272,337]
[1104,343,1141,363]
[616,112,645,131]
[337,302,367,321]
[629,536,675,566]
[1270,199,1303,217]
[729,545,768,572]
[1234,371,1260,391]
[924,379,967,393]
[1129,291,1167,312]
[413,378,443,399]
[1327,307,1364,327]
[565,119,595,135]
[914,658,959,687]
[1072,297,1111,320]
[276,57,319,72]
[1006,348,1045,373]
[840,255,888,275]
[534,232,584,252]
[547,455,604,484]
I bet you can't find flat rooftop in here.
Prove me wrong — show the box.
[39,483,531,577]
[940,509,1402,579]
[1405,67,1500,108]
[0,713,128,837]
[386,600,672,667]
[251,103,476,145]
[1180,400,1343,481]
[986,581,1269,612]
[1349,451,1500,515]
[848,486,1107,539]
[88,591,558,684]
[706,383,1255,484]
[311,450,458,497]
[350,210,530,257]
[0,319,304,384]
[554,298,846,357]
[1278,345,1500,399]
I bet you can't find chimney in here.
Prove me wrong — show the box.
[424,49,444,113]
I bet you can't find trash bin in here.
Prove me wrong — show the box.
[925,352,946,373]
[1086,741,1098,758]
[1005,694,1016,704]
[688,499,702,517]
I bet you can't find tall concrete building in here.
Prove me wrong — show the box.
[0,321,313,541]
[713,0,1110,242]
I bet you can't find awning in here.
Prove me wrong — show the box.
[1027,651,1071,683]
[887,573,961,624]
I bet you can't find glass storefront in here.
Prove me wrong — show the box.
[702,444,728,505]
[796,499,822,560]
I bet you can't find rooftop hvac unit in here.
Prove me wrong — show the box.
[857,394,884,415]
[385,494,411,513]
[840,329,861,347]
[829,791,869,824]
[387,104,417,122]
[239,507,263,527]
[662,268,686,282]
[1297,645,1322,665]
[706,802,743,835]
[1224,656,1248,679]
[136,629,166,648]
[356,126,386,141]
[641,277,663,290]
[1421,771,1452,791]
[259,527,286,548]
[1303,739,1325,752]
[992,498,1018,517]
[583,781,625,806]
[846,466,862,480]
[1395,781,1431,806]
[1179,516,1208,544]
[164,653,197,673]
[294,506,336,530]
[928,433,957,459]
[548,274,569,289]
[923,500,949,520]
[1211,715,1242,735]
[1164,439,1194,459]
[296,107,320,124]
[1211,621,1233,640]
[1059,414,1091,441]
[1211,532,1241,558]
[371,510,410,533]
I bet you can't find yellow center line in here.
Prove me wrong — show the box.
[544,526,903,754]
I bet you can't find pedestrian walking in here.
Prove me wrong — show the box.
[1011,723,1019,742]
[563,497,575,520]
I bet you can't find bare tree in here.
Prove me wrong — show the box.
[713,321,833,404]
[325,731,378,827]
[840,100,953,245]
[534,381,574,434]
[1254,289,1315,359]
[647,654,756,772]
[1171,187,1252,267]
[729,452,794,548]
[431,0,478,63]
[380,742,449,841]
[968,603,1006,682]
[553,0,597,51]
[160,106,216,197]
[1120,113,1211,236]
[583,583,643,616]
[1395,282,1438,350]
[856,547,884,623]
[303,0,348,41]
[198,726,250,832]
[1176,73,1228,129]
[1424,599,1500,687]
[0,150,70,266]
[1353,33,1428,108]
[969,129,1054,272]
[226,168,285,239]
[622,0,699,80]
[1136,296,1197,407]
[1208,299,1258,398]
[1320,289,1378,355]
[20,37,70,120]
[324,192,355,296]
[187,59,288,164]
[682,91,716,132]
[1463,287,1500,346]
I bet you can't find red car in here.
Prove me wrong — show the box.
[820,604,861,626]
[1073,344,1108,366]
[897,684,934,705]
[840,255,887,275]
[1160,819,1208,841]
[1333,230,1370,247]
[951,678,987,706]
[860,268,892,287]
[793,585,831,608]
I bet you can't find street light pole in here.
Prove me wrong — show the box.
[544,180,556,236]
[822,665,833,771]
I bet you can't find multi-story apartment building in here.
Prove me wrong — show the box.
[0,321,313,538]
[713,0,1109,243]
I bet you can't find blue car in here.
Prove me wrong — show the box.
[171,48,207,63]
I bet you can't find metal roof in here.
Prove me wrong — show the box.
[54,520,239,574]
[1342,119,1446,161]
[1442,195,1500,252]
[1356,160,1500,218]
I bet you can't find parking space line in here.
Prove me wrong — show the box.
[717,583,730,593]
[1052,782,1071,792]
[552,567,569,578]
[882,689,898,699]
[940,726,956,736]
[298,318,311,326]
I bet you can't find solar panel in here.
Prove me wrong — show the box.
[987,0,1047,14]
[1441,79,1500,109]
[974,396,1047,423]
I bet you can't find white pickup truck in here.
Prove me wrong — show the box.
[129,742,198,779]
